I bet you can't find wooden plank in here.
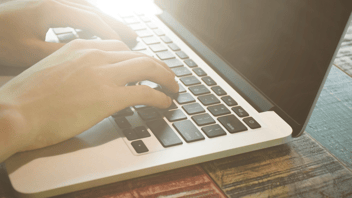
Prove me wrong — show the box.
[306,66,352,170]
[53,165,226,198]
[202,133,352,197]
[0,164,226,198]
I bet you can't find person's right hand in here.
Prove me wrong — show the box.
[0,0,137,68]
[0,39,178,162]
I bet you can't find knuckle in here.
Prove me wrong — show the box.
[87,12,101,21]
[140,57,158,70]
[83,49,107,61]
[86,49,106,56]
[68,39,90,48]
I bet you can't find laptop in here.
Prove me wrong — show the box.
[4,0,352,197]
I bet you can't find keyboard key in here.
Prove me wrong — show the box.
[178,83,186,93]
[129,23,146,31]
[142,36,160,45]
[173,120,205,142]
[140,16,151,22]
[193,68,207,76]
[160,36,172,43]
[153,29,165,36]
[134,10,144,16]
[131,140,149,153]
[122,128,139,141]
[172,67,192,77]
[243,117,261,129]
[75,29,96,39]
[140,80,161,90]
[112,107,134,117]
[124,17,139,24]
[137,108,161,120]
[146,22,157,29]
[198,94,220,106]
[53,27,72,35]
[165,109,187,122]
[132,42,147,51]
[218,115,247,133]
[202,76,217,86]
[176,51,189,59]
[208,104,231,116]
[156,51,175,60]
[167,101,178,110]
[136,30,153,38]
[232,106,249,117]
[134,126,151,138]
[119,12,134,18]
[184,59,197,67]
[180,76,201,86]
[114,117,131,129]
[221,96,237,106]
[168,43,180,51]
[163,59,183,68]
[192,113,216,126]
[147,119,183,147]
[211,86,227,96]
[149,44,167,52]
[182,103,205,115]
[189,85,210,95]
[202,124,227,138]
[134,104,147,109]
[139,50,153,57]
[176,93,195,104]
[57,33,76,43]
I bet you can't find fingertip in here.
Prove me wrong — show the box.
[161,95,173,109]
[173,81,179,93]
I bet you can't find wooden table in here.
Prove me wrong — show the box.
[1,8,352,198]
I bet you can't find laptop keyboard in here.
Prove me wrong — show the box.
[51,11,261,155]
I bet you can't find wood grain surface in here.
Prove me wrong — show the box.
[202,133,352,198]
[53,165,226,198]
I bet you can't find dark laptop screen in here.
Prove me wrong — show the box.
[156,0,351,126]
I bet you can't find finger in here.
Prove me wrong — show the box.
[62,0,96,8]
[74,46,172,73]
[47,0,121,40]
[34,41,65,62]
[57,0,100,14]
[104,57,178,92]
[58,0,138,44]
[68,39,130,51]
[116,85,173,109]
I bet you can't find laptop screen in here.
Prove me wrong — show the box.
[156,0,351,129]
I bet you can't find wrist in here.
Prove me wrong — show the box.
[0,102,30,162]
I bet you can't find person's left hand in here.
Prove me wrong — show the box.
[0,0,137,68]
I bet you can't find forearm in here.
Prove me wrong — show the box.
[0,103,28,163]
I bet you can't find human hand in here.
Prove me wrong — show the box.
[0,0,137,67]
[0,39,178,162]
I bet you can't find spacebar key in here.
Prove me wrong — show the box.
[147,119,183,147]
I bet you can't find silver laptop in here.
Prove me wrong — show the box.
[5,0,352,197]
